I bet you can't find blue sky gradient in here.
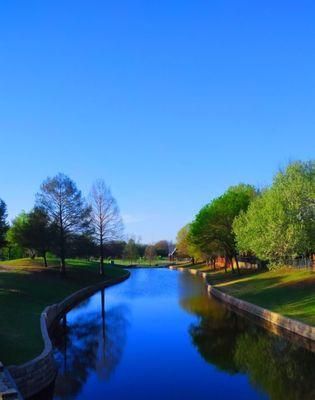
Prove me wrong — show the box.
[0,1,314,242]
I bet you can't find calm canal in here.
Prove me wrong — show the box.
[50,269,315,400]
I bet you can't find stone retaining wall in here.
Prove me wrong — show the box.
[8,272,130,399]
[168,265,315,343]
[208,284,315,341]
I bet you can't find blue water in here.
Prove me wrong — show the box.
[51,269,315,400]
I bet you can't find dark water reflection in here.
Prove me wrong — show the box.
[50,269,315,400]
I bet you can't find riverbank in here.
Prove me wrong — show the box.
[170,264,315,326]
[206,268,315,326]
[0,258,128,366]
[108,258,171,267]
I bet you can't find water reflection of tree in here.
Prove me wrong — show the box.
[234,332,315,400]
[52,290,129,399]
[179,273,315,400]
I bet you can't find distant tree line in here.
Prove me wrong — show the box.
[176,161,314,271]
[0,174,173,275]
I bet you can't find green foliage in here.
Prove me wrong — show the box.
[176,224,203,260]
[233,161,315,261]
[123,238,139,263]
[8,208,56,265]
[8,211,31,253]
[0,199,9,250]
[144,244,156,264]
[36,173,91,273]
[190,184,256,261]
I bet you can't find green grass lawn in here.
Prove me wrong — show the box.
[111,258,171,266]
[0,257,127,366]
[206,268,315,326]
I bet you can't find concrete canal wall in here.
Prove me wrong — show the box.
[168,265,315,343]
[7,272,130,399]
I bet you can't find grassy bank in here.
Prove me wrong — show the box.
[206,268,315,326]
[110,258,170,266]
[0,258,127,365]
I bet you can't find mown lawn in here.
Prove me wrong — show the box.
[206,268,315,326]
[111,258,170,266]
[0,258,127,366]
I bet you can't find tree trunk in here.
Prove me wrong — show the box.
[235,255,240,275]
[213,258,216,270]
[59,223,66,275]
[230,256,235,273]
[60,256,66,275]
[60,234,66,275]
[100,240,104,275]
[224,256,228,273]
[43,251,48,268]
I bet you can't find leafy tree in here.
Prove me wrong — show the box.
[135,242,147,258]
[67,234,97,260]
[36,173,91,274]
[0,199,9,251]
[144,245,156,265]
[176,224,204,262]
[9,212,33,257]
[24,208,55,267]
[190,184,256,273]
[233,161,315,263]
[9,208,55,266]
[176,225,190,257]
[89,179,123,275]
[123,238,139,264]
[154,240,169,258]
[103,240,126,259]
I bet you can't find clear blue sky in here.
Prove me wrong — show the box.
[0,1,314,243]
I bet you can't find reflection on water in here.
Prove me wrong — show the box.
[50,269,314,400]
[52,290,129,399]
[179,272,315,400]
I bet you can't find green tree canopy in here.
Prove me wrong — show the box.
[0,199,9,250]
[9,208,55,266]
[190,184,257,272]
[233,161,315,262]
[123,238,139,263]
[36,173,91,274]
[176,224,203,261]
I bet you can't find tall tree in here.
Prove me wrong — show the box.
[9,212,33,257]
[154,240,169,257]
[36,173,91,274]
[190,184,256,273]
[89,179,123,275]
[26,208,56,267]
[176,224,203,261]
[0,199,9,251]
[233,161,315,263]
[145,244,156,265]
[10,208,55,266]
[123,238,139,264]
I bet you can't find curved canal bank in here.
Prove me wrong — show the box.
[45,268,315,400]
[169,265,315,345]
[8,270,130,399]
